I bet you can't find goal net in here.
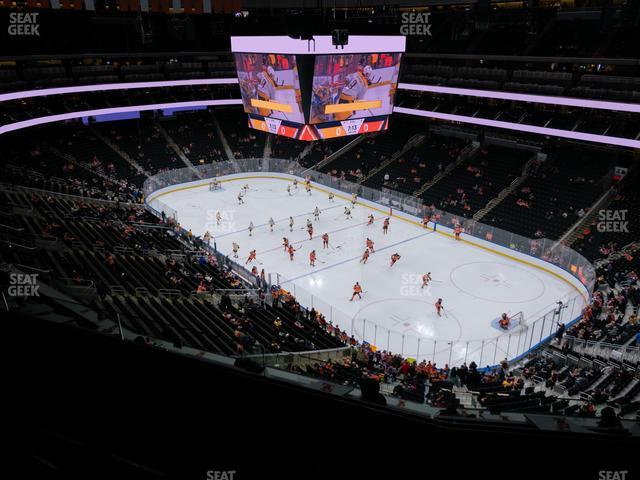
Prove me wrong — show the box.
[511,311,526,331]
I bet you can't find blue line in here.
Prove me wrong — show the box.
[280,230,435,285]
[214,201,348,239]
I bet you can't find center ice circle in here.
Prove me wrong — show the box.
[450,261,545,303]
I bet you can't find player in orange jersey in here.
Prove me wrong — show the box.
[382,217,390,234]
[350,282,363,301]
[366,238,375,253]
[360,249,370,264]
[390,253,401,267]
[309,250,316,266]
[246,249,257,264]
[288,245,296,261]
[322,233,329,249]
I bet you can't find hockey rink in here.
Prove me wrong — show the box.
[149,174,589,367]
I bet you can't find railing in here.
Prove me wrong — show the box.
[143,158,595,368]
[562,336,640,364]
[243,346,351,369]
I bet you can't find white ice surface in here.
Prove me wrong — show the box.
[154,176,586,367]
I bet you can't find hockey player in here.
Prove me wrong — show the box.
[421,272,432,289]
[360,249,370,264]
[367,214,374,226]
[350,282,363,301]
[351,192,357,208]
[344,206,352,219]
[246,249,257,265]
[499,313,510,330]
[268,217,275,232]
[366,238,375,253]
[322,233,329,249]
[282,237,289,252]
[242,183,249,192]
[256,63,277,115]
[232,242,239,258]
[248,221,254,236]
[203,230,211,246]
[454,224,463,240]
[305,184,312,196]
[313,206,321,221]
[216,211,222,226]
[288,245,296,261]
[307,223,314,240]
[287,185,292,196]
[292,179,298,189]
[328,192,335,202]
[289,216,294,232]
[382,217,390,234]
[309,250,316,267]
[435,298,444,317]
[237,191,245,205]
[422,215,430,229]
[335,64,374,121]
[390,253,401,267]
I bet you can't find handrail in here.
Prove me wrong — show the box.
[13,263,51,273]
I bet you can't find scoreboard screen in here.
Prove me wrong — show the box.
[231,36,405,141]
[309,53,401,124]
[234,53,305,124]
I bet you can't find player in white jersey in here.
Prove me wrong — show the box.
[268,217,275,232]
[216,211,222,225]
[328,192,335,202]
[334,65,373,121]
[287,185,292,196]
[248,221,254,236]
[255,65,277,116]
[344,206,352,219]
[289,216,294,232]
[237,191,245,205]
[351,193,358,208]
[313,207,320,221]
[232,242,239,258]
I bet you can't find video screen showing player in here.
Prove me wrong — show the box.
[309,53,401,124]
[234,53,305,124]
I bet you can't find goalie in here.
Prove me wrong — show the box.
[334,64,375,121]
[209,178,220,191]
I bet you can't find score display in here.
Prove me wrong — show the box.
[231,36,405,141]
